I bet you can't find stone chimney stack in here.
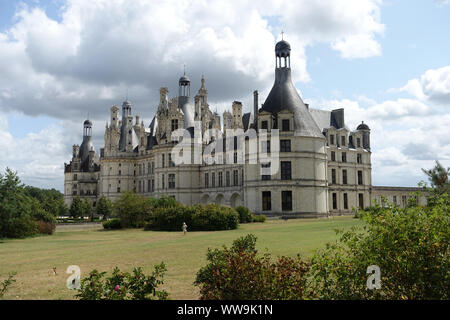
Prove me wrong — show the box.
[253,90,258,129]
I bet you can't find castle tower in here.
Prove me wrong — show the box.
[357,121,371,150]
[110,105,119,129]
[178,72,195,129]
[232,101,243,129]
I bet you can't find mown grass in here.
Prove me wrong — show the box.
[0,216,362,300]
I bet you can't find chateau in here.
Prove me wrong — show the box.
[64,39,426,217]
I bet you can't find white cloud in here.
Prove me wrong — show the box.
[0,114,69,190]
[0,0,385,122]
[398,66,450,104]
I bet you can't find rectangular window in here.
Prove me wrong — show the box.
[330,134,335,145]
[117,187,121,193]
[342,169,347,185]
[282,191,293,211]
[226,171,230,187]
[280,139,291,152]
[151,162,155,174]
[262,191,271,211]
[162,174,165,189]
[218,172,223,187]
[261,120,268,129]
[118,170,121,176]
[358,170,363,185]
[357,138,361,148]
[358,193,364,209]
[332,193,337,210]
[332,169,336,184]
[162,154,165,168]
[402,195,407,207]
[233,170,238,186]
[341,136,346,146]
[205,172,209,188]
[331,151,336,162]
[393,195,397,205]
[343,193,348,210]
[151,179,154,192]
[357,153,362,164]
[342,152,347,163]
[261,163,271,180]
[171,119,178,131]
[148,180,151,192]
[138,181,142,193]
[281,161,292,180]
[282,119,290,131]
[212,172,216,188]
[168,174,175,189]
[73,174,77,181]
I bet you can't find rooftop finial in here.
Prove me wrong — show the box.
[183,63,186,76]
[281,30,284,40]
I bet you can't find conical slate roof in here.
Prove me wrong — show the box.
[261,67,323,138]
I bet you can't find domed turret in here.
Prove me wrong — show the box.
[357,121,370,131]
[275,40,291,58]
[260,36,322,138]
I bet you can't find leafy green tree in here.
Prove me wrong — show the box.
[83,198,94,221]
[114,192,145,228]
[422,160,450,194]
[0,168,39,238]
[69,196,84,218]
[308,192,450,300]
[96,196,113,219]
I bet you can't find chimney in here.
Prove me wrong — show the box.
[253,90,258,129]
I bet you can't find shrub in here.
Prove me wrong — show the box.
[236,206,253,223]
[76,264,169,300]
[0,272,16,299]
[308,192,450,300]
[191,205,239,231]
[102,218,122,230]
[252,214,266,223]
[194,234,311,300]
[37,220,56,235]
[145,203,239,231]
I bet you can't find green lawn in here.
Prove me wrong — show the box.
[0,216,362,300]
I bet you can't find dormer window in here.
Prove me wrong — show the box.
[341,136,346,146]
[261,120,268,130]
[282,119,290,131]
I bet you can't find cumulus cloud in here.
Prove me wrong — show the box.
[398,66,450,104]
[0,114,69,190]
[0,0,385,123]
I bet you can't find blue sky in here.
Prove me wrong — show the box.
[0,0,449,191]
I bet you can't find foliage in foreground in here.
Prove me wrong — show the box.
[102,218,122,230]
[0,273,16,299]
[236,206,266,223]
[76,264,169,300]
[194,234,311,300]
[308,193,450,300]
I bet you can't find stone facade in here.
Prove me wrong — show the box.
[64,40,425,216]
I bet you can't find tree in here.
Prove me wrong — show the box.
[422,160,450,194]
[83,198,94,221]
[96,196,113,219]
[69,196,84,218]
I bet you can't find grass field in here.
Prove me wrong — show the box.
[0,216,362,300]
